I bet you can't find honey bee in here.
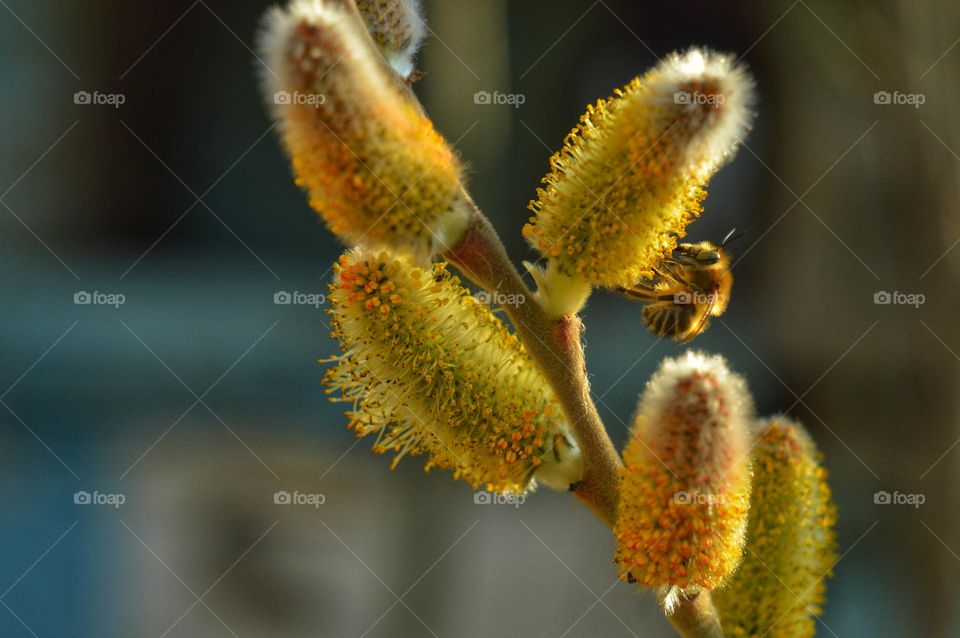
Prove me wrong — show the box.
[620,229,743,343]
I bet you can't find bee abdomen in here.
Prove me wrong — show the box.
[643,302,695,339]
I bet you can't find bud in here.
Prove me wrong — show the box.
[524,48,755,295]
[324,248,583,492]
[258,1,468,260]
[714,417,838,638]
[356,0,425,78]
[614,351,753,613]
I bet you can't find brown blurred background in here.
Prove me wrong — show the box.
[0,0,958,636]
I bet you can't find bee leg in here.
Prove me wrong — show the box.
[619,285,661,302]
[654,264,691,289]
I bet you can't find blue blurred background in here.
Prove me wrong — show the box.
[1,0,958,636]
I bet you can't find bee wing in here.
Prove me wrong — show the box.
[621,264,690,303]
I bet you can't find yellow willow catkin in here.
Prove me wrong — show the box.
[714,417,838,638]
[524,48,755,292]
[258,0,468,260]
[356,0,425,78]
[614,351,753,613]
[323,248,583,493]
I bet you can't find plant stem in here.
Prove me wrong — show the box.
[665,591,724,638]
[445,204,622,526]
[444,200,724,637]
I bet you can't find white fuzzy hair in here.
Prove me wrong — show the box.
[257,0,425,97]
[637,350,754,442]
[382,0,425,77]
[645,47,757,169]
[256,1,348,108]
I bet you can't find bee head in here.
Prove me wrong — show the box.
[675,241,725,268]
[674,229,741,269]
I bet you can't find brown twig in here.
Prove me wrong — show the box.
[445,202,622,525]
[665,591,724,638]
[444,199,724,636]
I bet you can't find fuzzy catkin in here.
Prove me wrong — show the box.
[324,248,582,493]
[259,1,467,260]
[525,48,755,290]
[714,417,838,638]
[614,351,753,611]
[356,0,425,78]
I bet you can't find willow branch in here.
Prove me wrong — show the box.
[444,200,622,526]
[443,199,724,636]
[665,591,724,638]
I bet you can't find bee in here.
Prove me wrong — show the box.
[620,229,743,343]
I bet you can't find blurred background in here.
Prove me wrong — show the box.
[1,0,958,635]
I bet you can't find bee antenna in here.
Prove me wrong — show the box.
[720,228,745,247]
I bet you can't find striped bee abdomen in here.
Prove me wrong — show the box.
[643,302,696,339]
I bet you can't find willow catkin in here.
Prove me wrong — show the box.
[615,351,753,613]
[324,248,583,493]
[525,49,755,296]
[714,416,838,638]
[356,0,425,78]
[259,0,467,260]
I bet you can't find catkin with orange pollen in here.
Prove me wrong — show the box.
[258,1,467,260]
[614,351,753,614]
[714,417,838,638]
[356,0,425,78]
[524,48,755,309]
[323,248,583,493]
